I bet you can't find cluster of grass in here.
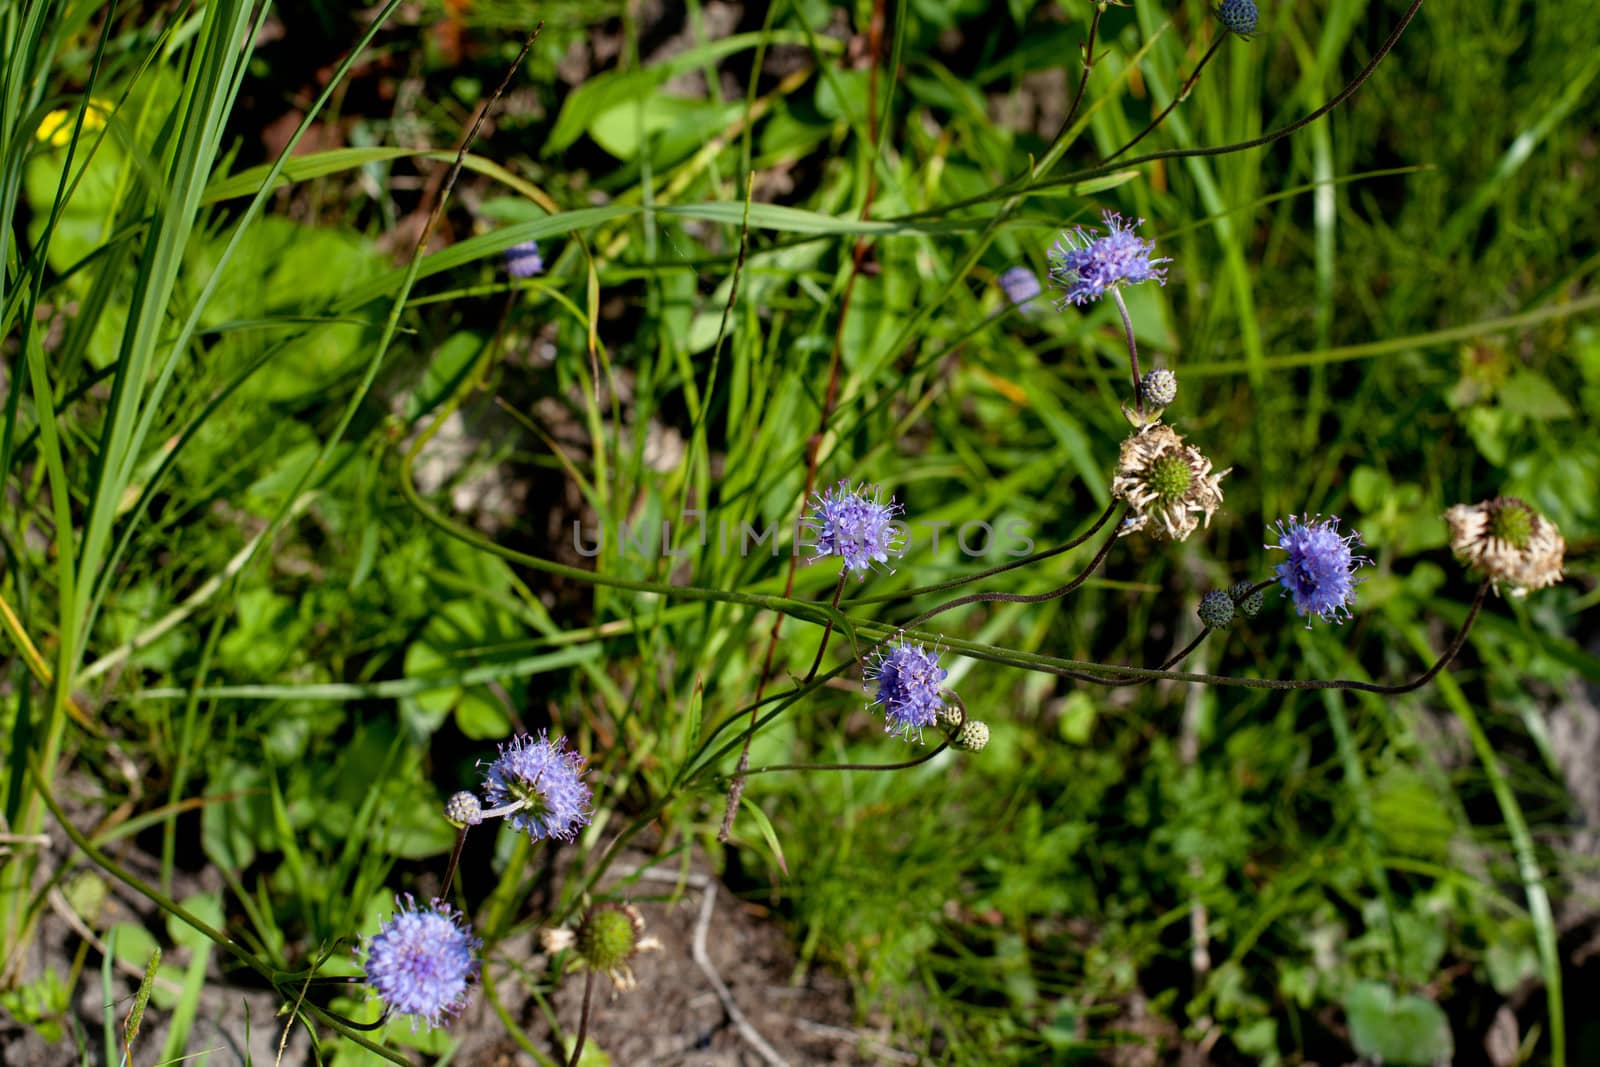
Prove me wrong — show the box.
[2,0,1598,1063]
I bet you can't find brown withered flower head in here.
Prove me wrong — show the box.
[1110,423,1230,541]
[1444,497,1564,597]
[542,903,662,993]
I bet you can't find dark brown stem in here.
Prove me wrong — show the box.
[439,826,469,900]
[1054,7,1104,145]
[803,575,848,683]
[855,499,1119,605]
[568,970,596,1067]
[1024,578,1492,695]
[1104,33,1228,163]
[737,740,951,777]
[898,509,1124,631]
[1058,628,1211,688]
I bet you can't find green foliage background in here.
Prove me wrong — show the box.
[2,0,1597,1063]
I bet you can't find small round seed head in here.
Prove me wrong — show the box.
[952,720,990,752]
[1197,590,1235,629]
[936,703,965,733]
[551,904,662,993]
[576,906,640,974]
[1141,369,1178,409]
[1229,581,1265,619]
[445,791,483,828]
[1147,453,1194,501]
[1216,0,1259,39]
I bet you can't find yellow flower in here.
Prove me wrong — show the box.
[36,98,112,148]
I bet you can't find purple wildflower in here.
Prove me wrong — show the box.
[998,266,1043,307]
[505,238,543,278]
[805,481,904,580]
[1049,211,1170,307]
[361,896,481,1031]
[866,637,948,742]
[1267,515,1372,625]
[480,732,592,842]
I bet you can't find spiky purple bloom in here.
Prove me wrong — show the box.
[866,637,948,742]
[805,480,904,580]
[361,896,481,1031]
[505,239,544,278]
[1049,211,1171,307]
[1267,515,1372,626]
[480,732,593,841]
[998,266,1043,307]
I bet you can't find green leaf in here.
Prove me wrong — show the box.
[1344,981,1454,1065]
[1498,371,1574,419]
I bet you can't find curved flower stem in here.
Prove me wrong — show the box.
[1109,286,1144,415]
[736,741,951,778]
[568,970,596,1067]
[1054,6,1104,146]
[897,509,1124,631]
[1353,578,1491,695]
[1104,34,1229,164]
[900,0,1425,218]
[949,578,1491,694]
[802,574,849,683]
[734,692,965,777]
[322,1007,391,1033]
[1061,628,1215,688]
[855,499,1119,605]
[1057,579,1274,687]
[440,826,470,901]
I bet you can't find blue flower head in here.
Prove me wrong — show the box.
[805,480,904,580]
[1267,514,1372,625]
[1049,211,1170,307]
[1216,0,1259,40]
[505,238,544,278]
[480,732,593,841]
[361,895,481,1031]
[866,636,948,742]
[998,266,1043,307]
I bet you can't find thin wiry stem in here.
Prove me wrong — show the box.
[1012,579,1492,694]
[1054,6,1104,144]
[1104,33,1229,163]
[1053,0,1426,188]
[855,499,1119,605]
[735,692,967,777]
[1110,286,1144,415]
[1058,579,1273,687]
[899,0,1425,220]
[803,574,849,683]
[898,509,1124,631]
[568,970,596,1067]
[440,826,469,900]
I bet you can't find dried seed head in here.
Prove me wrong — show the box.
[1111,424,1230,541]
[1445,497,1565,597]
